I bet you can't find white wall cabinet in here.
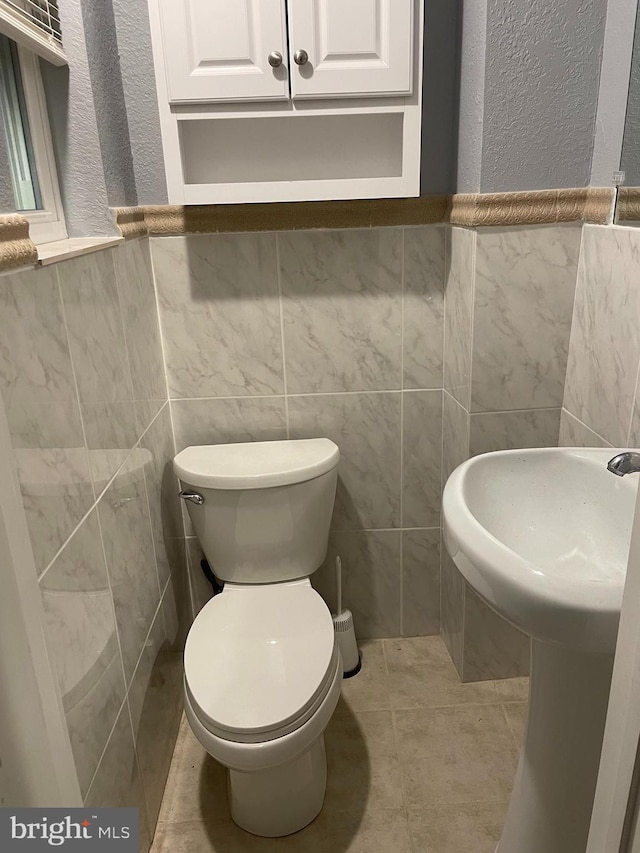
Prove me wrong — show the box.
[287,0,413,99]
[148,0,423,204]
[157,0,289,103]
[157,0,414,103]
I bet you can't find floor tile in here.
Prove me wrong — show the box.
[495,676,529,703]
[340,640,391,712]
[152,637,530,851]
[394,704,519,806]
[311,809,412,853]
[324,701,404,814]
[407,802,508,853]
[157,716,230,825]
[502,702,528,748]
[152,809,411,853]
[384,636,499,709]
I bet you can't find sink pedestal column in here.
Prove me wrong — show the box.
[498,640,614,853]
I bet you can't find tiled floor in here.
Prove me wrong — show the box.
[152,636,528,853]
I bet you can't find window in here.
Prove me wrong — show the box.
[0,34,42,211]
[0,2,64,65]
[0,1,66,244]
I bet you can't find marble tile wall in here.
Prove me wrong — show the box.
[152,226,446,639]
[0,239,188,851]
[441,224,581,681]
[564,225,640,449]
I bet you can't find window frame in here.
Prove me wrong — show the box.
[14,43,65,243]
[0,1,66,67]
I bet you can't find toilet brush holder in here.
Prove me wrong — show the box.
[333,609,361,677]
[332,556,360,677]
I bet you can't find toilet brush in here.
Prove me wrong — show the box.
[332,556,361,677]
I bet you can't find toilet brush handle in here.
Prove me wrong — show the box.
[336,556,342,616]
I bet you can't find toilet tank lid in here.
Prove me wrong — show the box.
[173,438,340,490]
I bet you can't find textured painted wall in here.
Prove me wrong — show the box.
[456,0,488,193]
[38,0,165,233]
[480,0,607,192]
[621,3,640,185]
[111,0,168,205]
[80,0,137,207]
[42,0,116,236]
[420,0,461,194]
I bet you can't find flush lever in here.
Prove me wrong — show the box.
[179,491,204,505]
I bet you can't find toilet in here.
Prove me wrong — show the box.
[173,438,342,837]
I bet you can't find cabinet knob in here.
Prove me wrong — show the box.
[294,49,309,66]
[268,51,283,68]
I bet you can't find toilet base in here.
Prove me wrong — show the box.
[228,735,327,837]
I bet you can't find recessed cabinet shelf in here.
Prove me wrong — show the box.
[148,0,423,204]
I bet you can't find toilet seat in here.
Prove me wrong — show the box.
[184,579,337,744]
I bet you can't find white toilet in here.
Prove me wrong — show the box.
[173,438,342,838]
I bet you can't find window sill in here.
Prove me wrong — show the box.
[37,236,124,266]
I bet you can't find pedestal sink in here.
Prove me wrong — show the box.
[442,448,639,853]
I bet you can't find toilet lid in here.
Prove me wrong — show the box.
[184,581,336,740]
[174,438,339,490]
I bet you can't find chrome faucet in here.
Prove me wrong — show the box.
[607,451,640,476]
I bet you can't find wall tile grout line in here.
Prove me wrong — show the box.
[168,387,447,401]
[274,233,290,440]
[83,578,173,806]
[91,500,130,758]
[146,236,193,617]
[440,227,450,649]
[53,262,97,507]
[467,228,477,416]
[124,696,152,841]
[470,405,564,417]
[167,386,448,402]
[110,246,138,429]
[36,400,171,585]
[561,407,614,448]
[83,692,130,805]
[459,228,478,682]
[180,527,440,542]
[141,458,165,601]
[626,350,640,447]
[399,226,406,636]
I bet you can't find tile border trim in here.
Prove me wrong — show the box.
[0,189,615,268]
[112,189,614,238]
[616,187,640,222]
[449,187,615,227]
[110,206,148,240]
[0,213,38,271]
[112,197,450,237]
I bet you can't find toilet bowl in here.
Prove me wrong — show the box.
[173,438,342,837]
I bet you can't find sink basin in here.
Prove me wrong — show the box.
[443,447,639,853]
[444,447,637,652]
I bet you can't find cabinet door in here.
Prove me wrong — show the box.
[287,0,414,99]
[157,0,289,103]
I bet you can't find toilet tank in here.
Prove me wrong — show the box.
[174,439,339,584]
